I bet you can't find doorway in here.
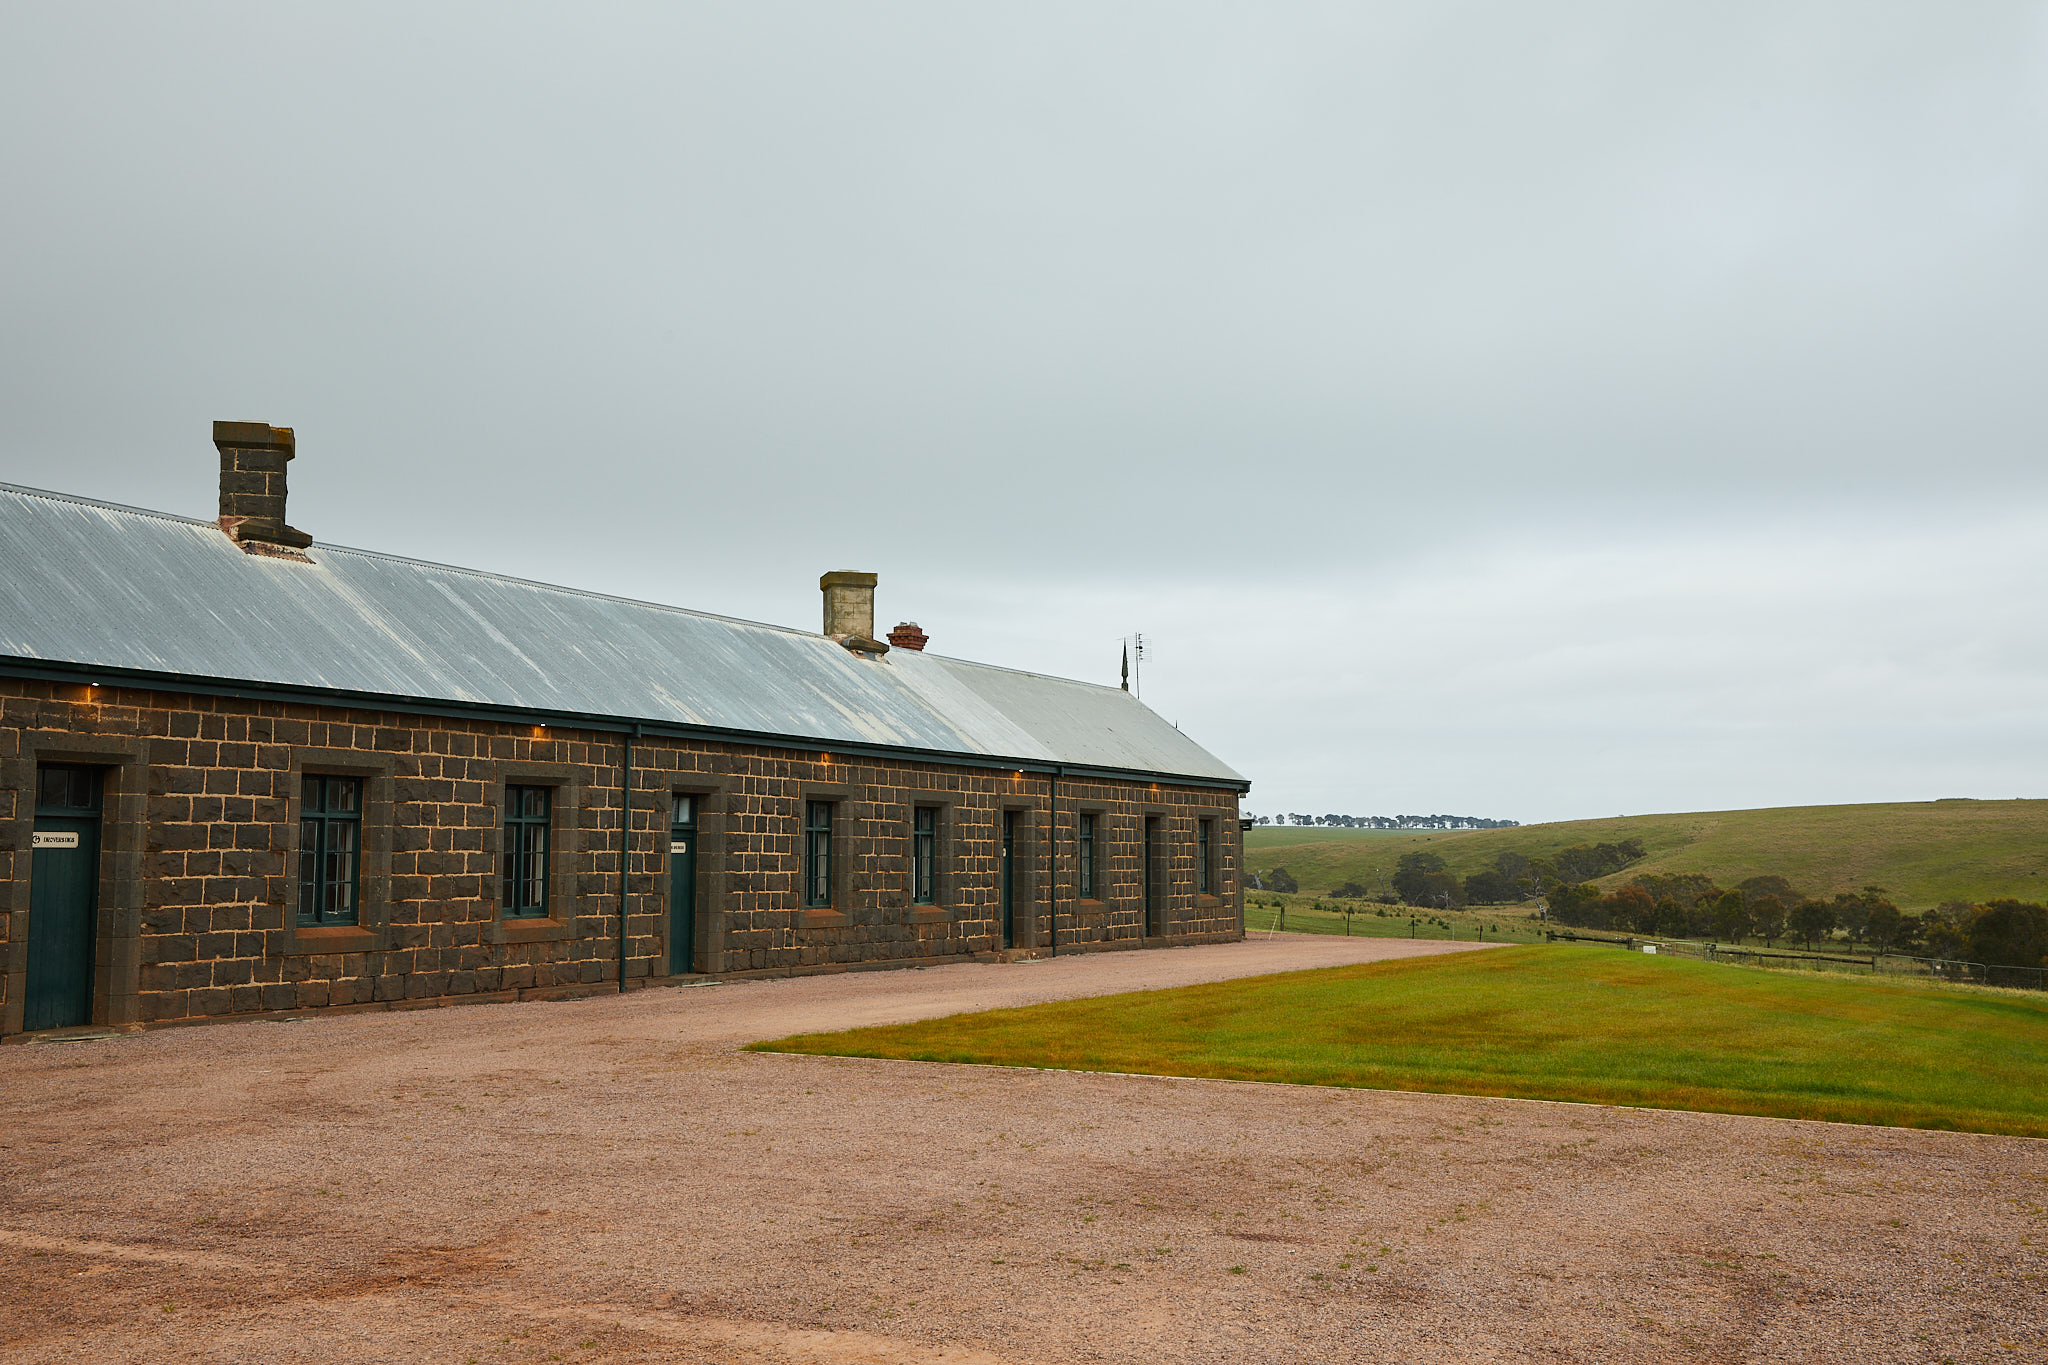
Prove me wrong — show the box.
[1000,810,1018,948]
[26,764,102,1030]
[668,794,698,975]
[1143,815,1163,939]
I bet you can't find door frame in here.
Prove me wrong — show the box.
[999,809,1019,949]
[667,793,699,975]
[655,780,728,975]
[25,772,102,1030]
[3,728,149,1037]
[1141,811,1170,940]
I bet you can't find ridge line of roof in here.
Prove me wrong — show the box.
[923,650,1151,700]
[0,480,826,643]
[0,481,216,528]
[0,482,1155,704]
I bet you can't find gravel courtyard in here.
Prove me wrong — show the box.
[1,936,2040,1364]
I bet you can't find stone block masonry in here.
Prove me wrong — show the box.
[0,678,1244,1036]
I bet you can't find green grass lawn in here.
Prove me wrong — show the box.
[751,946,2048,1137]
[1244,799,2048,910]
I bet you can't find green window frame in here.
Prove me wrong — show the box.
[1078,813,1096,899]
[912,807,938,905]
[503,785,552,918]
[804,800,834,909]
[1197,818,1213,895]
[298,775,363,926]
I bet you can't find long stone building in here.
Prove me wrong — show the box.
[0,423,1248,1037]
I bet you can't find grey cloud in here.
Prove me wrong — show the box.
[3,2,2044,820]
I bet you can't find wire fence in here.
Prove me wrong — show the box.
[1246,902,1535,943]
[1542,929,2046,991]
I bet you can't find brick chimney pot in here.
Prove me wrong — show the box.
[214,420,312,554]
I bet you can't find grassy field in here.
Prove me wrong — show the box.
[753,946,2048,1137]
[1243,897,1548,944]
[1245,799,2048,910]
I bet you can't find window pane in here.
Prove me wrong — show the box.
[324,820,358,923]
[518,828,535,910]
[298,818,319,922]
[516,822,540,908]
[39,765,95,810]
[806,828,829,906]
[673,794,693,826]
[333,778,360,813]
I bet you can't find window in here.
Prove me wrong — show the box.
[1078,813,1096,899]
[298,776,362,926]
[804,800,834,908]
[1197,818,1213,895]
[912,807,938,905]
[503,785,552,918]
[38,764,100,812]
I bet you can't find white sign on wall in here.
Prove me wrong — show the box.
[32,831,81,849]
[669,840,689,855]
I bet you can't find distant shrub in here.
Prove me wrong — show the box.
[1393,852,1463,907]
[1790,899,1837,948]
[1968,900,2048,968]
[1463,869,1514,904]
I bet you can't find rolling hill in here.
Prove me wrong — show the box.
[1242,799,2048,911]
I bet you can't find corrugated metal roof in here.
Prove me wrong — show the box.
[0,484,1245,785]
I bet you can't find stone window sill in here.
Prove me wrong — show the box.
[280,925,380,956]
[801,908,851,928]
[1076,898,1110,916]
[489,916,577,945]
[906,905,949,924]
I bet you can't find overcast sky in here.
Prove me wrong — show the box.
[5,3,2046,824]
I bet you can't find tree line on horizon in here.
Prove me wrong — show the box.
[1252,844,2048,970]
[1247,812,1521,829]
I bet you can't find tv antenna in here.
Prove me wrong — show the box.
[1121,633,1145,698]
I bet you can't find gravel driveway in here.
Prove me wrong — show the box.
[0,936,2039,1364]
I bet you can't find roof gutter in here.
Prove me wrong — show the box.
[0,656,1252,795]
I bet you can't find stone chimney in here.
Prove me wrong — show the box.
[820,571,888,654]
[887,621,928,651]
[214,421,312,557]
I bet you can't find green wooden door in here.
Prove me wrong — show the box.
[26,765,102,1031]
[1143,816,1162,938]
[668,795,698,975]
[1000,811,1017,948]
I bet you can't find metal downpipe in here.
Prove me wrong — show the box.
[619,724,638,992]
